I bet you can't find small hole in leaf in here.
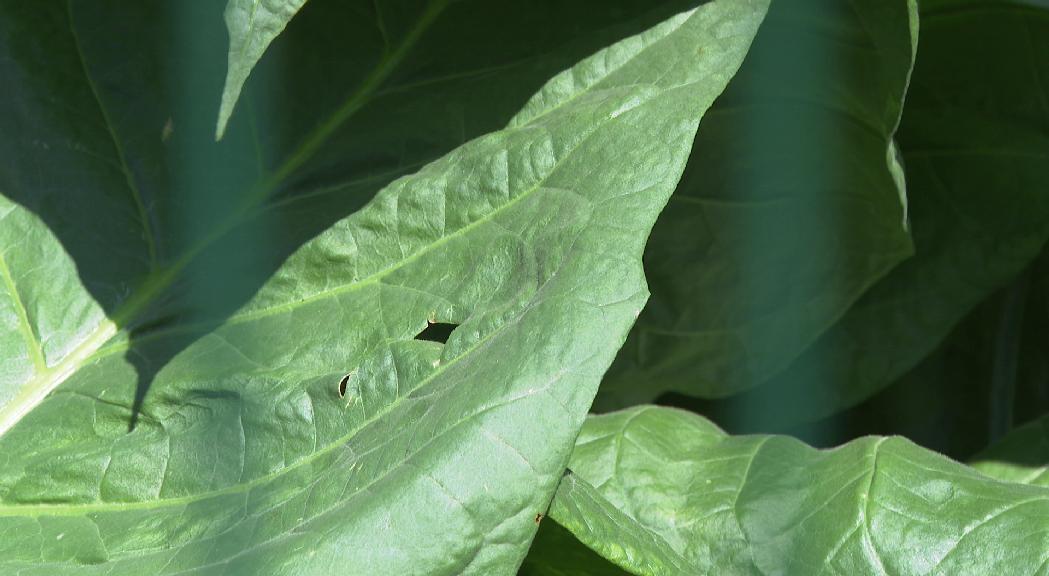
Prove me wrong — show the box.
[337,374,350,398]
[414,321,458,344]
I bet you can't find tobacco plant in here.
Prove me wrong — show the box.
[0,0,1046,574]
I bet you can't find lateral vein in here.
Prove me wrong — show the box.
[0,250,45,372]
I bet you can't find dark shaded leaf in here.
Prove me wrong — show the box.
[595,0,916,407]
[676,0,1049,434]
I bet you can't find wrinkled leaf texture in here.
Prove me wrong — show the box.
[0,0,767,574]
[545,406,1049,575]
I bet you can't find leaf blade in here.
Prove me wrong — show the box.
[0,1,769,573]
[595,0,918,405]
[216,0,309,140]
[548,471,693,576]
[548,406,1049,575]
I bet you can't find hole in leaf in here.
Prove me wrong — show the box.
[337,374,350,398]
[414,321,458,344]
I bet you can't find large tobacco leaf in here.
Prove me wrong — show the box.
[0,0,767,574]
[541,406,1049,575]
[0,0,681,462]
[692,0,1049,432]
[0,0,700,427]
[594,0,916,407]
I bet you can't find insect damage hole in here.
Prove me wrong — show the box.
[414,320,459,344]
[337,374,351,398]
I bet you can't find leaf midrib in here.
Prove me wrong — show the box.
[67,0,157,269]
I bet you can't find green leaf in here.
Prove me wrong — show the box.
[594,0,917,406]
[547,472,694,575]
[547,406,1049,576]
[0,0,715,447]
[773,282,1024,458]
[971,416,1049,488]
[0,0,768,573]
[520,520,632,576]
[791,255,1049,460]
[216,0,309,140]
[692,0,1049,432]
[0,200,113,422]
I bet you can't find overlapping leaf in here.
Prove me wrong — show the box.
[595,0,917,406]
[0,0,767,573]
[795,256,1049,458]
[540,406,1049,575]
[695,0,1049,432]
[520,521,632,576]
